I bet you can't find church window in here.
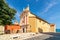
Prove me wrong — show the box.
[43,22,45,25]
[39,20,41,22]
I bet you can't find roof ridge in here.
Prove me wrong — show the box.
[30,11,50,24]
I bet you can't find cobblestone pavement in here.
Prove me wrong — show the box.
[0,33,60,40]
[25,32,60,40]
[0,33,43,40]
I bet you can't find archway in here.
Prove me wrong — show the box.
[38,28,43,33]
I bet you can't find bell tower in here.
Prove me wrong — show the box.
[20,4,30,33]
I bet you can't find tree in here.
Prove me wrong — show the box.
[0,0,16,25]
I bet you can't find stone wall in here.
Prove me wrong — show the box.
[0,25,4,34]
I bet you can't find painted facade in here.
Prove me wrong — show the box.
[20,6,55,33]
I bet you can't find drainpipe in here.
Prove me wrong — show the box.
[26,14,27,32]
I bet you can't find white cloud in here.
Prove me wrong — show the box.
[14,12,21,20]
[49,14,60,20]
[15,12,20,18]
[41,2,57,14]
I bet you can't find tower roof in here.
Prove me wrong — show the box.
[23,4,29,11]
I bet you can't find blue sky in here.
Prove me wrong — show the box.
[5,0,60,29]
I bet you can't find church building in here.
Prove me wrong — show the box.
[20,5,55,33]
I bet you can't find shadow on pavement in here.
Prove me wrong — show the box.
[45,37,60,40]
[42,32,60,40]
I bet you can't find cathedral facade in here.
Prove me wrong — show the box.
[20,5,56,33]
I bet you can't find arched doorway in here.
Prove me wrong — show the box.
[38,28,43,33]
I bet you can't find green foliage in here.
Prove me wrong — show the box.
[0,0,16,25]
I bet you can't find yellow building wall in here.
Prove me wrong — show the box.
[28,13,37,33]
[28,17,37,33]
[36,19,43,32]
[42,23,50,32]
[28,13,50,33]
[36,18,50,32]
